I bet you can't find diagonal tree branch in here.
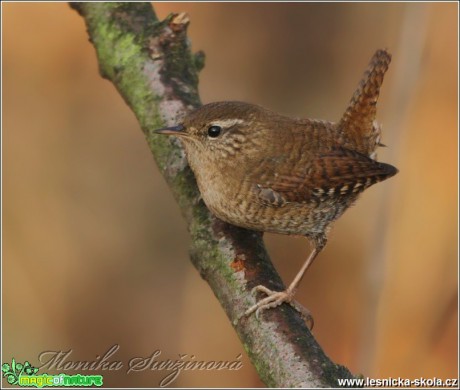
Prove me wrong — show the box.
[70,2,354,387]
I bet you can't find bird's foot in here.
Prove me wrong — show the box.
[244,285,314,329]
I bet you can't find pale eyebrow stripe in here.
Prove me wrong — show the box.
[211,119,244,128]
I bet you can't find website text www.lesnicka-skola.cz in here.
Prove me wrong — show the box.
[338,377,458,388]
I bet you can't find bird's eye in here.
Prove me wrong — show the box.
[207,125,222,138]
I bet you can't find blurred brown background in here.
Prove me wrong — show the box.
[3,2,458,388]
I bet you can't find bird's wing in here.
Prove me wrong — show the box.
[254,147,397,206]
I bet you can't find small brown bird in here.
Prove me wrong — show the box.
[156,49,398,324]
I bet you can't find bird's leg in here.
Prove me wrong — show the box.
[244,236,326,328]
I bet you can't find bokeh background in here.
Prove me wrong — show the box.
[3,2,458,387]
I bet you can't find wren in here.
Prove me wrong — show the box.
[155,49,398,325]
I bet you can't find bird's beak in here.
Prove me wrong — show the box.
[154,124,186,136]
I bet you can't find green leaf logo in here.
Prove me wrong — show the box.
[1,358,39,386]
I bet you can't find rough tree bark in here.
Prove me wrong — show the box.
[70,2,355,387]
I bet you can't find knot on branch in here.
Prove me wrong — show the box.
[150,13,203,107]
[169,12,190,32]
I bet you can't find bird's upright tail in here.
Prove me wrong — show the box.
[336,49,392,158]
